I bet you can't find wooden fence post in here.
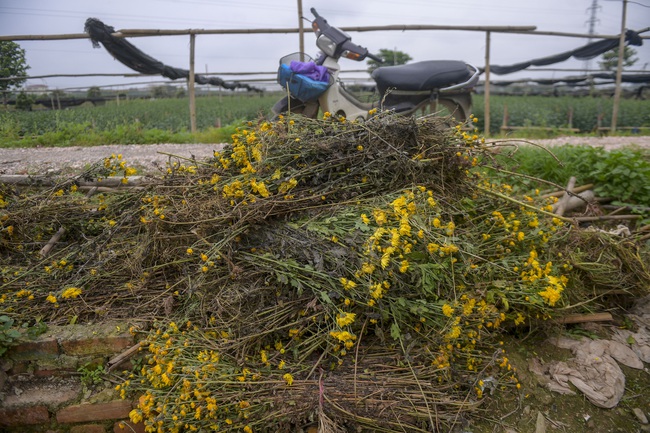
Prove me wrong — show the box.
[484,31,491,136]
[610,0,628,133]
[297,0,305,62]
[189,32,197,134]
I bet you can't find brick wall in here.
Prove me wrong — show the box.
[0,322,145,433]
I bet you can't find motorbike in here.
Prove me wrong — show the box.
[272,8,480,122]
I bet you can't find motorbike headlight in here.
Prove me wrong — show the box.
[316,35,337,57]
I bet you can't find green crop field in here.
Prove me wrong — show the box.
[0,93,283,147]
[1,93,648,147]
[471,95,650,134]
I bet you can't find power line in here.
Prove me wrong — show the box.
[0,6,285,28]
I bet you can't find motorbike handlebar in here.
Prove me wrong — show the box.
[367,52,384,63]
[310,8,380,63]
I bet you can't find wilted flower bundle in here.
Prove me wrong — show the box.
[1,111,648,432]
[113,113,581,432]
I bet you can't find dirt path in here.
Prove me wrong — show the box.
[0,143,225,175]
[1,136,649,175]
[501,135,650,151]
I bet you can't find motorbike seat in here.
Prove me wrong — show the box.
[371,60,472,95]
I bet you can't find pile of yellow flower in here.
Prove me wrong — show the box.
[2,110,647,432]
[113,113,584,432]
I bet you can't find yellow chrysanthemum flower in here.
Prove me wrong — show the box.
[336,312,356,327]
[61,287,82,299]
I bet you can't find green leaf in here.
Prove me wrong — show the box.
[319,291,332,305]
[390,322,401,340]
[500,294,510,312]
[6,329,21,339]
[289,278,303,293]
[354,220,371,232]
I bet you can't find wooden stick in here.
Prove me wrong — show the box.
[553,176,576,216]
[475,185,574,223]
[573,214,642,222]
[78,186,147,193]
[85,187,98,198]
[40,226,66,257]
[558,190,595,214]
[107,341,144,372]
[556,312,613,324]
[0,175,152,187]
[540,183,593,199]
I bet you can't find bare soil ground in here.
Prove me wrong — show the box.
[476,325,650,433]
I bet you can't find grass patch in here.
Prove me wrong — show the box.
[485,144,650,217]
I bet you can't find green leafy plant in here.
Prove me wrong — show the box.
[0,315,22,357]
[587,147,650,206]
[488,145,650,217]
[25,319,48,339]
[78,363,106,386]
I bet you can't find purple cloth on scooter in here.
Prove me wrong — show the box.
[289,61,330,83]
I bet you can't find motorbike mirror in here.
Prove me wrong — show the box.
[316,34,337,57]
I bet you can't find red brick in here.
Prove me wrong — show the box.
[34,367,77,377]
[61,335,134,357]
[0,405,50,426]
[113,420,146,433]
[57,400,133,424]
[70,424,107,433]
[7,338,59,361]
[8,360,31,375]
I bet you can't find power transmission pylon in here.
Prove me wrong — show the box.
[584,0,601,72]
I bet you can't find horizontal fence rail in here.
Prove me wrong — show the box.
[2,19,648,133]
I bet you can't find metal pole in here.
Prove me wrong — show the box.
[484,31,491,136]
[189,32,197,134]
[610,0,627,133]
[297,0,305,61]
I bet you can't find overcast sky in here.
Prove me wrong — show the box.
[1,0,649,91]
